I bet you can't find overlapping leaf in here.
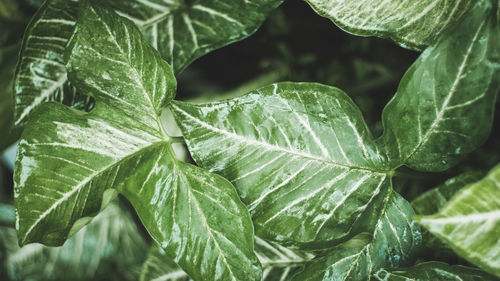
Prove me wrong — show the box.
[373,262,500,281]
[107,0,283,73]
[0,201,147,281]
[13,0,94,126]
[378,0,500,171]
[172,82,391,248]
[140,237,313,281]
[15,2,260,281]
[13,0,282,125]
[305,0,474,50]
[291,190,421,281]
[417,164,500,277]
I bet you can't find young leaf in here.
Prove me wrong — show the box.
[416,164,500,277]
[304,0,474,50]
[0,201,148,281]
[290,190,421,281]
[373,262,500,281]
[15,2,261,280]
[106,0,284,73]
[378,0,500,172]
[13,0,94,126]
[172,82,391,248]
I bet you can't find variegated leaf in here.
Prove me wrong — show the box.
[416,164,500,278]
[172,82,391,249]
[107,0,283,73]
[305,0,474,50]
[13,0,94,126]
[373,262,500,281]
[291,190,421,281]
[15,2,261,280]
[377,0,500,172]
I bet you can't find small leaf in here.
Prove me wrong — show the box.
[372,262,500,281]
[378,0,500,172]
[171,82,391,248]
[13,0,94,126]
[15,2,261,280]
[107,0,284,73]
[416,164,500,278]
[305,0,475,50]
[291,190,421,281]
[0,201,148,281]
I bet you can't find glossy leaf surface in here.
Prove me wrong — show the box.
[13,0,93,126]
[417,164,500,277]
[0,201,147,281]
[291,190,421,281]
[172,82,390,248]
[305,0,474,50]
[140,237,313,281]
[373,262,500,281]
[107,0,283,73]
[15,2,260,280]
[378,0,500,172]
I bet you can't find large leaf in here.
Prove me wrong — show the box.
[290,190,421,281]
[305,0,474,50]
[13,0,94,126]
[0,201,147,281]
[15,2,260,280]
[416,164,500,277]
[13,0,282,126]
[378,0,500,172]
[140,237,313,281]
[172,82,391,248]
[107,0,283,73]
[372,262,500,281]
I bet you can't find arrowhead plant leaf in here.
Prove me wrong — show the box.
[305,0,475,50]
[373,262,500,281]
[13,0,94,127]
[13,0,282,126]
[14,2,261,280]
[171,0,500,251]
[416,164,500,277]
[106,0,284,73]
[378,0,500,172]
[290,190,421,281]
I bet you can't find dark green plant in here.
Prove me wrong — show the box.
[1,0,500,280]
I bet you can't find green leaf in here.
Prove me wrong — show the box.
[416,164,500,277]
[291,190,421,281]
[1,201,148,281]
[0,43,22,151]
[13,0,94,126]
[372,262,500,281]
[13,0,283,125]
[15,2,261,280]
[411,171,485,216]
[304,0,475,50]
[410,171,485,261]
[140,237,313,281]
[377,0,500,172]
[171,82,391,248]
[140,245,192,281]
[106,0,283,73]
